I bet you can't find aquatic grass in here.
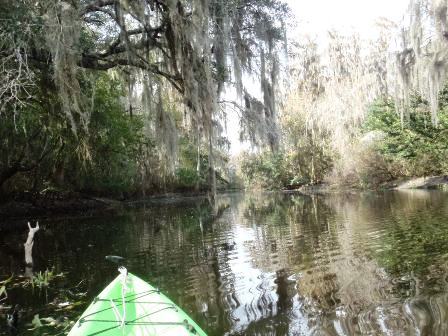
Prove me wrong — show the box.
[0,274,14,303]
[23,268,64,290]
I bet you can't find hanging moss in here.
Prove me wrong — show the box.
[0,0,289,197]
[44,1,85,134]
[392,0,448,126]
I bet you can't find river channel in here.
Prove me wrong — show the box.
[2,190,448,335]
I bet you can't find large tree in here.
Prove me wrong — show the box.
[1,0,287,130]
[0,0,289,197]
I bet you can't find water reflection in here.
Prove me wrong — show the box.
[2,191,448,335]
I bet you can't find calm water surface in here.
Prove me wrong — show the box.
[2,190,448,335]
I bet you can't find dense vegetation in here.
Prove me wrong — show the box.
[3,0,448,200]
[358,96,448,187]
[0,0,288,200]
[239,0,448,191]
[239,90,448,190]
[0,69,218,197]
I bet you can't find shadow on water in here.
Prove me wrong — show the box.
[2,190,448,334]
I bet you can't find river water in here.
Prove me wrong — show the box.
[2,190,448,335]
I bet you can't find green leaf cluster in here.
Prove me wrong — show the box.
[240,152,292,189]
[363,94,448,178]
[0,71,150,196]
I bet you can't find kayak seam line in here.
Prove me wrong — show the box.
[80,290,158,322]
[83,306,180,336]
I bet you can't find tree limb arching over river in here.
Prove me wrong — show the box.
[4,1,448,335]
[0,0,288,203]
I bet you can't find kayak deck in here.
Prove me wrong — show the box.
[68,270,207,336]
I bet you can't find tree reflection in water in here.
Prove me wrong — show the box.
[2,191,448,335]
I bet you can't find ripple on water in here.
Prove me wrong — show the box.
[4,191,448,335]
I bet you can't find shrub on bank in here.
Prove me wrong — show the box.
[341,96,448,188]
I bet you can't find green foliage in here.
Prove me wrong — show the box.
[1,0,290,198]
[173,136,231,192]
[30,269,55,289]
[362,95,448,179]
[75,75,148,194]
[240,89,448,191]
[0,65,234,196]
[239,106,333,190]
[240,152,292,189]
[172,137,208,190]
[0,70,152,196]
[23,268,63,290]
[239,146,333,190]
[175,167,201,190]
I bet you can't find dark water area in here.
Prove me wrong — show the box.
[2,190,448,335]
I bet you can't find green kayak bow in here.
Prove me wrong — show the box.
[68,267,207,336]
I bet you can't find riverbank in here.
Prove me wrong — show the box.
[283,175,448,195]
[389,175,448,190]
[0,189,220,223]
[2,175,447,222]
[0,191,121,221]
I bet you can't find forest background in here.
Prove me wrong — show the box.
[1,0,448,207]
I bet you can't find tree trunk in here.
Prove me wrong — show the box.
[196,125,201,192]
[311,127,316,184]
[208,127,217,206]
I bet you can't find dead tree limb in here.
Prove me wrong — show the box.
[24,221,39,266]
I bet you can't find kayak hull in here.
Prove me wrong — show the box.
[68,272,207,336]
